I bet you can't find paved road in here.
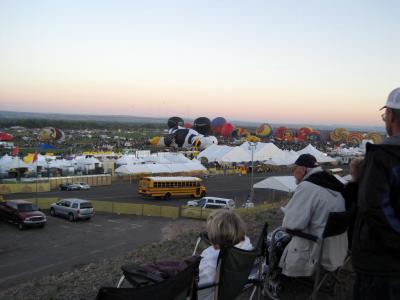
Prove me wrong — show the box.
[0,213,170,290]
[6,172,290,206]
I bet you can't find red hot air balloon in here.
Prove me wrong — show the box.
[0,132,13,141]
[220,123,235,137]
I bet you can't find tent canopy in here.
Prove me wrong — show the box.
[253,176,297,193]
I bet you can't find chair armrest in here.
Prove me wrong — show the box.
[285,229,318,242]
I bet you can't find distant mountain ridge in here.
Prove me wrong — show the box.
[0,110,385,133]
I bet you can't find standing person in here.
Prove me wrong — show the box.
[342,157,364,249]
[352,88,400,300]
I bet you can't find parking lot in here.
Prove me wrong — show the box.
[0,212,171,290]
[0,172,291,290]
[5,172,290,206]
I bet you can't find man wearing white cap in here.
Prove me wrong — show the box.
[352,87,400,300]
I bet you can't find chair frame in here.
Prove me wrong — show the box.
[97,256,201,300]
[267,211,351,300]
[193,222,268,300]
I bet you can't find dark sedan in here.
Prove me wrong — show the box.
[0,200,47,230]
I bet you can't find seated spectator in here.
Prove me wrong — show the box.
[198,210,253,300]
[268,154,348,297]
[280,154,348,275]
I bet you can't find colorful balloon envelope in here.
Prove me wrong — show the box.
[256,123,273,137]
[347,132,364,144]
[220,123,235,137]
[39,127,65,141]
[211,117,227,134]
[0,132,13,141]
[365,132,382,144]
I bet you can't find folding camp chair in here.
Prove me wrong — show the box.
[96,255,201,300]
[265,211,352,300]
[193,222,268,300]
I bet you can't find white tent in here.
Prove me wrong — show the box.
[241,142,283,161]
[2,157,31,171]
[254,176,297,193]
[146,164,172,173]
[198,145,251,163]
[115,164,152,175]
[297,144,336,163]
[264,150,298,166]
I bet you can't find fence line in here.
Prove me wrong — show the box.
[10,197,271,220]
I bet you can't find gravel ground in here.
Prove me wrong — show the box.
[0,201,353,300]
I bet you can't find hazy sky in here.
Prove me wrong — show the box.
[0,0,399,126]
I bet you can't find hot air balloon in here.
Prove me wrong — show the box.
[274,127,294,141]
[364,132,382,144]
[167,117,184,129]
[149,128,218,150]
[307,130,321,141]
[296,127,313,141]
[347,132,364,145]
[220,122,235,137]
[256,123,273,137]
[0,132,13,141]
[231,127,249,138]
[39,127,65,141]
[330,128,349,143]
[211,117,227,134]
[283,128,295,141]
[193,117,211,135]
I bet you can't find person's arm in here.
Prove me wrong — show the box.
[282,182,315,230]
[359,152,400,252]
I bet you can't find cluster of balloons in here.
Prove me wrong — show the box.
[330,128,383,144]
[0,132,13,142]
[168,116,237,138]
[272,126,320,142]
[38,127,65,142]
[149,117,218,150]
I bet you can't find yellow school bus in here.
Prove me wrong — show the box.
[138,176,206,199]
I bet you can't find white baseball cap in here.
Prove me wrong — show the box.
[380,87,400,110]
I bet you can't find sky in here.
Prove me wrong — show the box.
[0,0,399,127]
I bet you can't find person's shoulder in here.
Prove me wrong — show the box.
[201,245,219,258]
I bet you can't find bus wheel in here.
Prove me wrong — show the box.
[164,193,171,200]
[201,191,206,197]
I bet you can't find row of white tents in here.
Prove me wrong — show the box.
[198,142,337,165]
[114,152,206,175]
[0,154,102,174]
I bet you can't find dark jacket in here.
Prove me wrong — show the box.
[352,142,400,276]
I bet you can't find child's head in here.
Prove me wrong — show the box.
[206,210,246,248]
[350,157,364,182]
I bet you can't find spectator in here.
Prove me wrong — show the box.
[268,154,348,297]
[342,157,364,249]
[198,210,253,300]
[352,88,400,300]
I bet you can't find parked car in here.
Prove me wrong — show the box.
[187,197,236,210]
[59,183,80,191]
[50,198,94,221]
[59,183,91,191]
[75,182,91,190]
[0,200,47,230]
